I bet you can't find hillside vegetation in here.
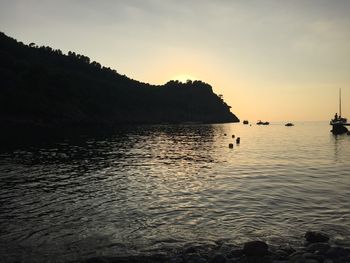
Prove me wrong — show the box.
[0,32,239,126]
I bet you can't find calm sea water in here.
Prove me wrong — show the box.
[1,122,350,261]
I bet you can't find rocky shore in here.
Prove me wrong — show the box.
[77,232,350,263]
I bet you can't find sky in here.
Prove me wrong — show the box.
[1,0,350,121]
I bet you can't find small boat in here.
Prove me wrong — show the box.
[243,120,249,125]
[285,123,294,127]
[330,89,349,134]
[257,120,269,125]
[330,115,347,126]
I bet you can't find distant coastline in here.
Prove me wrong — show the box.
[0,32,239,127]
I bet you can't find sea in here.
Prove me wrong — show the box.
[1,121,350,261]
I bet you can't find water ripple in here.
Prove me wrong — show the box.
[1,122,350,261]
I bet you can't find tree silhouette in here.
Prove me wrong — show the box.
[0,31,239,126]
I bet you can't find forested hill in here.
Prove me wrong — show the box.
[0,32,239,126]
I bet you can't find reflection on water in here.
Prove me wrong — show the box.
[0,122,350,261]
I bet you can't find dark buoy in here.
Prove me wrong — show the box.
[232,134,235,138]
[224,133,227,136]
[236,137,240,144]
[229,143,234,148]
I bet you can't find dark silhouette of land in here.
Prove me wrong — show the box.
[0,32,239,127]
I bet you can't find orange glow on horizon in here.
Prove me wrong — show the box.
[171,73,198,83]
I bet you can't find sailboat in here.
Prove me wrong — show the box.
[330,89,349,134]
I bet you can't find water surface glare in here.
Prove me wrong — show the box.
[1,122,350,261]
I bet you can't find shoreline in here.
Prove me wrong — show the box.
[72,231,350,263]
[2,232,350,263]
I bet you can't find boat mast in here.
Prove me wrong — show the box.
[339,88,342,117]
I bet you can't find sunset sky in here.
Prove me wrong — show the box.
[1,0,349,121]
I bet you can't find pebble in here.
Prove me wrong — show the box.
[325,246,350,259]
[242,240,269,257]
[228,249,243,258]
[306,242,330,254]
[305,231,329,243]
[210,254,227,263]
